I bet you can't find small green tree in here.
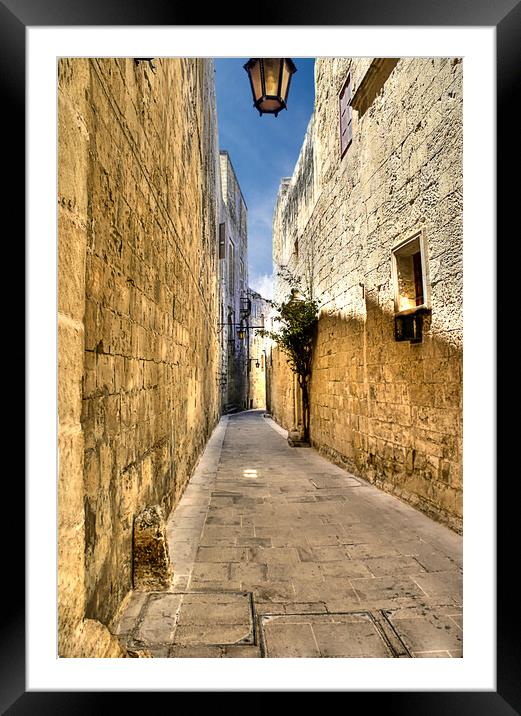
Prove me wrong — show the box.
[259,268,319,443]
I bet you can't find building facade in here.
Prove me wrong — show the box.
[218,150,249,412]
[247,289,272,409]
[269,58,463,532]
[58,58,222,657]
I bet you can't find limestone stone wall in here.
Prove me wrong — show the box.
[270,58,463,532]
[247,289,271,409]
[267,346,296,428]
[58,57,221,655]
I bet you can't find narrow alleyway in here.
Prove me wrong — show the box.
[115,411,462,658]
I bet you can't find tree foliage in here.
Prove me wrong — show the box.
[259,267,320,440]
[263,293,319,378]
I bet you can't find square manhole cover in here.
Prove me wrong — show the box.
[173,591,255,647]
[127,591,255,652]
[383,606,463,657]
[310,474,361,489]
[260,611,396,658]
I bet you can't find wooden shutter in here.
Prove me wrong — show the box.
[340,77,353,157]
[413,251,424,306]
[219,222,226,259]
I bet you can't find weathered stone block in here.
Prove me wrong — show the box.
[77,618,128,658]
[58,317,84,426]
[58,428,86,528]
[58,210,88,318]
[133,504,173,591]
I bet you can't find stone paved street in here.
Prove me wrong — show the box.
[114,410,463,658]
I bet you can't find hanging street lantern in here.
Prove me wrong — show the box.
[243,58,297,117]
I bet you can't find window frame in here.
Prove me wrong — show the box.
[391,229,431,315]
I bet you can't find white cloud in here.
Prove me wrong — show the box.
[248,193,276,232]
[250,273,274,300]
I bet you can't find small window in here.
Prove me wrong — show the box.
[236,186,241,222]
[392,233,429,314]
[228,240,235,293]
[227,308,235,348]
[339,76,353,157]
[219,223,226,259]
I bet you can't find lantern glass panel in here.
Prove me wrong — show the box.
[280,59,292,101]
[262,59,282,97]
[249,60,262,102]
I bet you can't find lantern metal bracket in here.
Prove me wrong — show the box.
[248,356,262,370]
[134,58,156,73]
[394,307,430,343]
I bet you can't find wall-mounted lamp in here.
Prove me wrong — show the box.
[243,58,297,117]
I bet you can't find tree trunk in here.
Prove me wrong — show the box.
[300,376,310,443]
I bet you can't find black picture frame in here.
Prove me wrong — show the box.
[7,0,514,711]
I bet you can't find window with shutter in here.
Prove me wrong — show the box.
[413,251,424,306]
[339,76,353,157]
[228,240,235,293]
[219,222,226,259]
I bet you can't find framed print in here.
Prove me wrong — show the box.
[7,0,517,710]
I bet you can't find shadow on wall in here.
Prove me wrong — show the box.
[269,294,462,533]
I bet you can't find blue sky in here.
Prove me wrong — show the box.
[215,58,316,298]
